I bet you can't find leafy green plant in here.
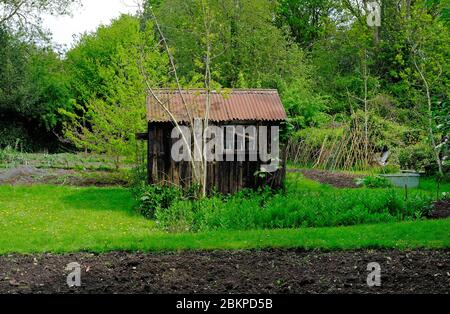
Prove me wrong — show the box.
[0,146,27,167]
[356,176,393,188]
[134,183,183,219]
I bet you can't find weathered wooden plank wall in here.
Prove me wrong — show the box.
[148,122,285,194]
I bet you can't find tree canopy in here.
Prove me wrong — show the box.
[0,0,448,173]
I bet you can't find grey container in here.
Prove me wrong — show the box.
[380,173,421,189]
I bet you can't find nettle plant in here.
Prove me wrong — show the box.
[134,183,183,219]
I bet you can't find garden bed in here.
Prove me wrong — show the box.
[288,169,361,188]
[429,198,450,219]
[0,249,448,294]
[0,166,128,187]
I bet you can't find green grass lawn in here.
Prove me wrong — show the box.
[0,185,448,254]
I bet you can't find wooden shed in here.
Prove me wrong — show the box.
[144,89,287,194]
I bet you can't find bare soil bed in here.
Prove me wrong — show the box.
[429,198,450,219]
[0,249,448,294]
[289,169,361,188]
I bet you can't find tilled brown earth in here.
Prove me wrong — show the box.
[288,169,361,188]
[0,250,448,294]
[429,199,450,219]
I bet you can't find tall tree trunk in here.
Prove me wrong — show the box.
[202,0,213,197]
[413,56,444,176]
[406,0,411,19]
[142,4,201,184]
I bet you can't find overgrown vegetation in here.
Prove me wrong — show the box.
[126,174,445,233]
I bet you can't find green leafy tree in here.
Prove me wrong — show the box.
[145,0,309,89]
[282,77,331,129]
[0,30,71,130]
[406,1,449,175]
[61,15,168,167]
[276,0,332,48]
[23,47,72,130]
[0,0,80,34]
[0,27,71,150]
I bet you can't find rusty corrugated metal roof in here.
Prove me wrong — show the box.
[147,89,287,123]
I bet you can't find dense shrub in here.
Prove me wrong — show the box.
[0,122,31,151]
[398,143,435,173]
[131,159,202,218]
[133,183,183,219]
